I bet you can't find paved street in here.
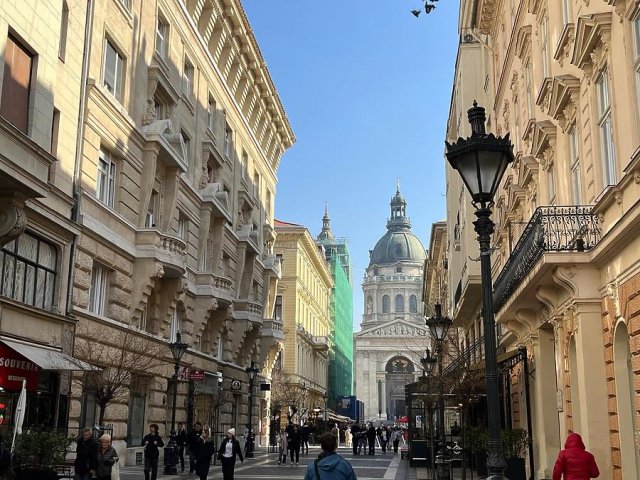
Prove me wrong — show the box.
[119,446,407,480]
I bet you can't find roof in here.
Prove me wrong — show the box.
[274,219,302,227]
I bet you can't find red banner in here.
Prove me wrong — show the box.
[0,344,40,391]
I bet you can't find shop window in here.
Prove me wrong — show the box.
[1,35,34,134]
[0,232,57,310]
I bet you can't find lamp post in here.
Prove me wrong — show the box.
[425,304,453,480]
[163,332,189,475]
[245,361,259,458]
[445,101,514,479]
[323,391,328,423]
[421,349,437,480]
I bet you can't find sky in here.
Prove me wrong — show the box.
[243,1,460,332]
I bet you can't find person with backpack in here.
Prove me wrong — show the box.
[142,423,164,480]
[304,433,357,480]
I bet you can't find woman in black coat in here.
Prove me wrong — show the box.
[217,428,244,480]
[195,428,216,480]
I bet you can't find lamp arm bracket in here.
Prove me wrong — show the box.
[468,247,498,262]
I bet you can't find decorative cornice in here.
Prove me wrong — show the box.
[535,77,553,114]
[477,0,502,35]
[554,23,576,68]
[515,25,533,60]
[530,120,557,162]
[548,75,581,131]
[571,13,613,73]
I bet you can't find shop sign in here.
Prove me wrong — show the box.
[0,345,40,391]
[189,369,205,381]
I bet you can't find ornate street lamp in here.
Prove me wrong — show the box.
[425,304,452,480]
[445,101,514,479]
[164,332,189,475]
[421,348,437,377]
[245,361,259,458]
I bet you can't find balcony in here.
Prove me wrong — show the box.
[237,224,261,254]
[194,272,234,304]
[492,206,602,313]
[135,228,187,277]
[234,299,263,325]
[261,317,285,342]
[312,335,330,352]
[200,182,231,221]
[262,254,281,278]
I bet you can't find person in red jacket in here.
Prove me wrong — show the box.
[552,432,600,480]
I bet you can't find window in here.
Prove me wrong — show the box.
[569,126,582,203]
[1,35,34,134]
[103,39,124,102]
[266,190,272,219]
[395,294,404,313]
[183,60,193,98]
[224,123,233,158]
[547,166,556,204]
[541,16,550,78]
[97,149,116,208]
[240,151,248,179]
[50,108,60,157]
[181,130,191,168]
[382,295,390,313]
[118,0,131,11]
[145,190,158,227]
[513,96,520,144]
[89,265,108,315]
[596,71,616,186]
[59,1,69,61]
[634,16,640,116]
[524,60,533,117]
[561,0,571,26]
[274,295,283,321]
[395,266,402,273]
[170,309,179,342]
[409,295,418,313]
[156,14,168,60]
[177,213,188,240]
[0,232,57,310]
[207,94,216,131]
[253,172,260,198]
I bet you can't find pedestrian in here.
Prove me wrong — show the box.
[195,427,216,480]
[74,427,98,480]
[278,428,288,465]
[357,425,366,454]
[350,424,360,455]
[172,421,187,473]
[552,432,600,480]
[366,423,376,456]
[301,423,311,455]
[380,426,388,454]
[288,423,301,465]
[217,428,244,480]
[187,422,203,474]
[95,434,119,480]
[345,426,352,448]
[142,423,164,480]
[303,432,357,480]
[392,428,401,454]
[331,423,340,446]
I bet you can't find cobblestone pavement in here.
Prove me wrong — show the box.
[119,445,408,480]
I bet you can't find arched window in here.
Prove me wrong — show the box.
[382,295,390,313]
[395,294,404,313]
[409,295,418,313]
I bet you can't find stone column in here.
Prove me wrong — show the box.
[379,378,387,420]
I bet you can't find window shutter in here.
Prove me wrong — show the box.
[1,36,33,133]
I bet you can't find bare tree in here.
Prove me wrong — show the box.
[269,368,309,422]
[73,322,168,426]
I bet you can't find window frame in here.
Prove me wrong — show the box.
[145,190,159,228]
[224,123,233,159]
[569,125,582,204]
[97,149,117,208]
[59,0,69,61]
[89,264,109,316]
[596,70,616,186]
[382,295,390,314]
[155,13,169,60]
[524,59,533,118]
[207,94,216,131]
[395,294,404,313]
[183,59,194,99]
[540,16,550,78]
[102,38,124,102]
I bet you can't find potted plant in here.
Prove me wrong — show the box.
[11,430,71,480]
[502,428,528,480]
[468,426,488,477]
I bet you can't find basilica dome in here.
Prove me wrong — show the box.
[368,185,426,268]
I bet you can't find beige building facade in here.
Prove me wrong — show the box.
[28,0,296,463]
[273,220,332,419]
[446,1,640,478]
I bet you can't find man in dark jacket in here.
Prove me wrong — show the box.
[217,428,244,480]
[74,428,98,480]
[366,424,376,456]
[351,424,360,455]
[172,421,187,472]
[288,424,302,465]
[304,432,357,480]
[142,423,164,480]
[301,423,311,455]
[552,432,600,480]
[187,422,203,474]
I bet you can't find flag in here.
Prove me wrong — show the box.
[11,380,27,454]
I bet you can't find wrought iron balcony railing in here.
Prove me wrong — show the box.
[492,206,602,313]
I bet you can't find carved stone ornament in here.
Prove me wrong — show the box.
[503,100,510,132]
[510,72,520,95]
[606,282,621,319]
[141,98,158,126]
[571,13,612,79]
[199,166,210,190]
[153,264,165,278]
[0,205,26,247]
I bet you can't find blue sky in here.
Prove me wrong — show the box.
[243,1,460,331]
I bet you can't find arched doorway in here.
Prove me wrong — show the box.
[614,322,640,477]
[385,356,414,420]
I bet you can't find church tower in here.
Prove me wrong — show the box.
[354,185,429,421]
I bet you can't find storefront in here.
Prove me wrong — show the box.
[0,337,92,433]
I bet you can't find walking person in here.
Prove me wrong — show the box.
[187,422,203,474]
[380,426,388,454]
[217,428,244,480]
[345,426,352,448]
[392,428,402,454]
[288,424,301,465]
[172,421,187,473]
[366,423,376,456]
[351,424,360,455]
[278,428,288,465]
[331,424,340,446]
[74,428,98,480]
[304,433,357,480]
[552,432,600,480]
[301,423,310,455]
[142,423,164,480]
[95,434,119,480]
[195,427,216,480]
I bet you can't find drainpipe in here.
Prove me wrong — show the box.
[520,347,535,480]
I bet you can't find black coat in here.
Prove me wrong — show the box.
[74,437,98,474]
[142,433,164,459]
[367,427,376,441]
[173,428,187,447]
[195,440,216,476]
[217,438,243,464]
[187,430,202,452]
[288,430,301,449]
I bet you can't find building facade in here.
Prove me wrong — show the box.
[316,207,354,407]
[60,0,293,463]
[273,220,332,419]
[446,1,640,478]
[0,0,94,432]
[354,187,429,421]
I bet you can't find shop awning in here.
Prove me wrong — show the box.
[1,338,95,371]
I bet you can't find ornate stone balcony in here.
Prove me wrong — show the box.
[135,228,187,277]
[261,317,285,342]
[200,182,231,221]
[312,335,330,352]
[237,224,261,254]
[194,271,234,304]
[234,299,263,325]
[262,254,281,278]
